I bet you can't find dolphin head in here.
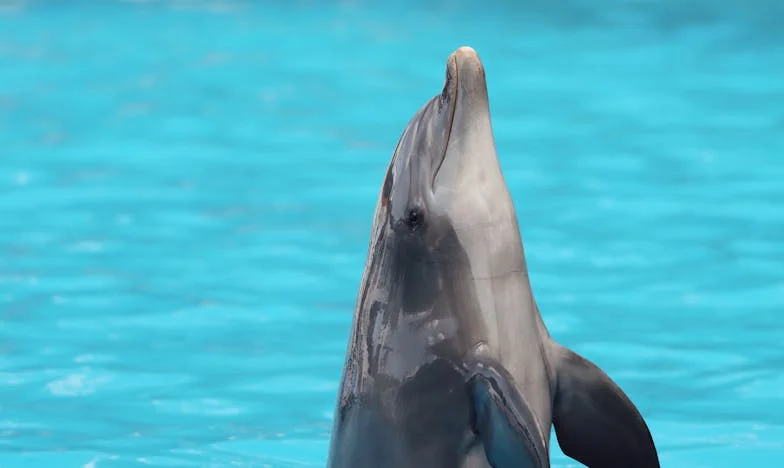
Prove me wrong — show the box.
[373,46,524,281]
[361,46,527,336]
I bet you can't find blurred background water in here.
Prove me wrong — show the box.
[1,0,782,467]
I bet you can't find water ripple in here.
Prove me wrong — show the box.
[1,1,782,467]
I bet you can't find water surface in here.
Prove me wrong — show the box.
[1,1,782,466]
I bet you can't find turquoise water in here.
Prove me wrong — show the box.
[1,1,783,466]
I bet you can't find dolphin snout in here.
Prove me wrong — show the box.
[450,46,480,66]
[448,46,487,106]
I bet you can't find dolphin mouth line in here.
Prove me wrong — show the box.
[432,55,458,190]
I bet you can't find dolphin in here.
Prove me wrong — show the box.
[327,46,660,468]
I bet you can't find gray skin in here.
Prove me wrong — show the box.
[327,46,660,468]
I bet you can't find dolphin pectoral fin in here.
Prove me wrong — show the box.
[467,360,549,468]
[552,345,660,468]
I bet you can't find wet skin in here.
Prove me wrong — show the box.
[327,46,660,468]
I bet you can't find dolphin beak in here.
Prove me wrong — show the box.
[450,46,488,105]
[432,46,492,192]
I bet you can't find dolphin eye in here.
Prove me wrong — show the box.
[405,207,425,232]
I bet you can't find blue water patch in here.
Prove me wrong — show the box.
[1,0,782,466]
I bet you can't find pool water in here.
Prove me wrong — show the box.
[1,1,782,467]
